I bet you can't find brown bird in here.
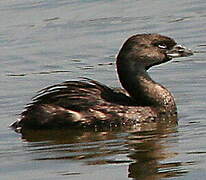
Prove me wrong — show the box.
[11,33,193,132]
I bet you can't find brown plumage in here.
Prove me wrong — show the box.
[11,33,193,132]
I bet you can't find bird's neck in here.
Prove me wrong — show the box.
[116,60,176,112]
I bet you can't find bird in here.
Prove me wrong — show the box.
[11,33,193,132]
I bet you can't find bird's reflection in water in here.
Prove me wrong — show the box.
[127,122,191,179]
[20,120,193,179]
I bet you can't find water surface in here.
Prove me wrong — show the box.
[1,0,206,179]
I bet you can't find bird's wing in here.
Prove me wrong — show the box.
[28,78,133,111]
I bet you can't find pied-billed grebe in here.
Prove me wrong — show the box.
[11,34,193,131]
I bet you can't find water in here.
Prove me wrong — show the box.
[1,0,206,179]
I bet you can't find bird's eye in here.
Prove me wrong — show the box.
[157,44,168,49]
